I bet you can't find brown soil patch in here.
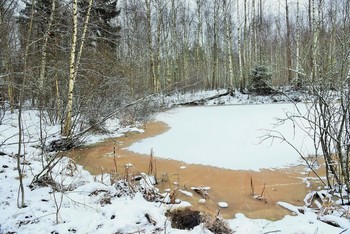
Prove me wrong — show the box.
[69,121,323,220]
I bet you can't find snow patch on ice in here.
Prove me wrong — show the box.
[218,202,229,208]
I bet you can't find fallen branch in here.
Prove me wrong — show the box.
[191,186,210,199]
[177,89,233,106]
[145,213,157,226]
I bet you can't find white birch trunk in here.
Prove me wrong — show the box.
[223,0,233,88]
[243,0,248,87]
[211,1,219,89]
[145,0,157,92]
[63,0,93,136]
[63,0,78,136]
[155,0,162,92]
[285,0,292,82]
[312,0,319,81]
[182,4,190,83]
[166,0,176,89]
[252,0,258,62]
[295,0,301,86]
[237,0,244,91]
[38,0,56,101]
[196,0,202,71]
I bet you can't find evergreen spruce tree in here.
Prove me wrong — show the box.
[79,0,121,50]
[249,65,273,95]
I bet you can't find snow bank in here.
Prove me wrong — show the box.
[229,212,342,234]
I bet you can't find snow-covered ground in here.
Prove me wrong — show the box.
[162,88,308,107]
[128,103,313,170]
[0,90,348,233]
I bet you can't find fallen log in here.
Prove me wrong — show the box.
[177,88,233,106]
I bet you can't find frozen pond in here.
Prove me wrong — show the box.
[128,103,314,170]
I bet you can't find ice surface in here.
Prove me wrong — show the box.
[128,103,313,170]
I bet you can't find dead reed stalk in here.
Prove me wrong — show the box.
[148,148,158,184]
[113,146,118,174]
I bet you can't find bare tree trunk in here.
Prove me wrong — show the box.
[166,0,176,89]
[295,0,301,87]
[7,81,14,113]
[237,0,244,92]
[4,49,14,113]
[258,0,263,62]
[211,1,219,89]
[308,0,312,32]
[0,2,15,113]
[182,3,191,84]
[224,0,234,89]
[17,0,36,208]
[145,0,157,92]
[327,1,337,85]
[311,0,319,81]
[285,0,292,83]
[252,0,258,62]
[155,0,162,92]
[63,0,93,136]
[196,0,202,74]
[38,0,56,104]
[62,0,78,137]
[55,73,61,123]
[243,0,248,89]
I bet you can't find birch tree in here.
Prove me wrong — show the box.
[180,2,192,84]
[211,0,219,89]
[167,0,177,88]
[295,0,301,87]
[311,0,319,81]
[154,0,162,92]
[237,0,244,91]
[242,0,249,90]
[145,0,158,92]
[252,0,258,62]
[195,0,202,72]
[285,0,292,82]
[38,0,56,105]
[63,0,93,136]
[223,0,234,88]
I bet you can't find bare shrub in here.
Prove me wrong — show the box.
[0,100,10,125]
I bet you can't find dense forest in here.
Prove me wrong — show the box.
[0,0,349,135]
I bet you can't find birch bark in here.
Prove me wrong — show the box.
[63,0,93,136]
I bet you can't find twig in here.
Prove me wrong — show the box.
[148,148,154,175]
[113,146,118,174]
[260,183,266,197]
[260,130,326,186]
[263,231,281,234]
